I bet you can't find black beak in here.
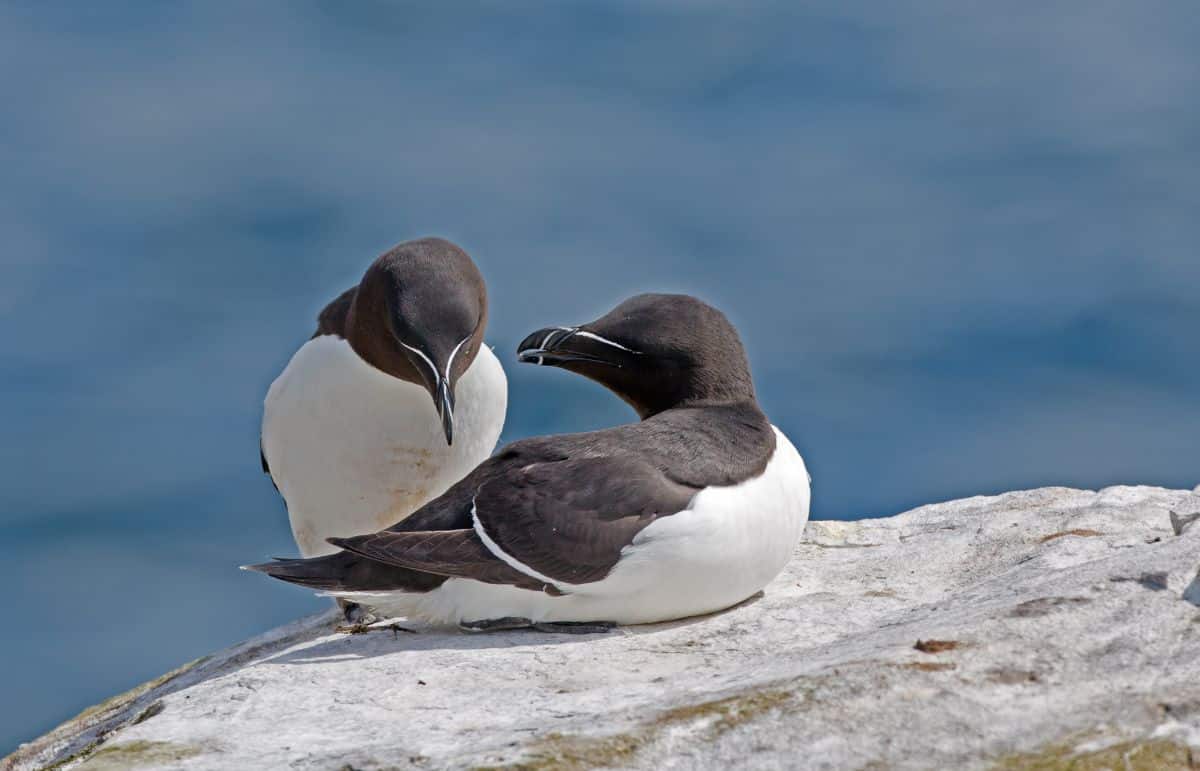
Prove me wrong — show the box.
[517,327,621,367]
[399,334,461,446]
[434,377,455,445]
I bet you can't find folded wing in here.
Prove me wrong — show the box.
[332,456,698,592]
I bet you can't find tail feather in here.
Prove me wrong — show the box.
[241,549,446,593]
[241,556,345,590]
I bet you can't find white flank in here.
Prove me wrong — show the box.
[262,337,507,558]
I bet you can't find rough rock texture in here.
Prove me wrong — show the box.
[7,486,1200,770]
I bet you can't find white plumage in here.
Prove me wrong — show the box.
[262,336,507,557]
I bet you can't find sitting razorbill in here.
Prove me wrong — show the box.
[247,294,809,631]
[260,237,507,568]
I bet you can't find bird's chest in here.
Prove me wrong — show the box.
[262,337,465,555]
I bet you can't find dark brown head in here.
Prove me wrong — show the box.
[345,237,487,444]
[517,293,755,418]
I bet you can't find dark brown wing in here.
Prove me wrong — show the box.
[330,456,698,591]
[260,436,279,494]
[312,286,357,338]
[473,456,698,585]
[329,528,553,592]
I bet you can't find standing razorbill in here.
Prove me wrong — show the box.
[247,294,809,630]
[260,237,507,567]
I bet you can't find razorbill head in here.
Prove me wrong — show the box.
[247,293,809,630]
[516,292,756,418]
[260,237,508,563]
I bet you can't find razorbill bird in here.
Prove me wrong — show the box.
[247,294,809,630]
[260,237,507,564]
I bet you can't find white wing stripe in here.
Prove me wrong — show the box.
[471,500,572,589]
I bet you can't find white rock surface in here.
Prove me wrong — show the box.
[7,485,1200,770]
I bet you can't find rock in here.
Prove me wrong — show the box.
[6,486,1200,771]
[1171,509,1200,536]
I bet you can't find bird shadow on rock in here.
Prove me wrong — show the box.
[263,592,765,667]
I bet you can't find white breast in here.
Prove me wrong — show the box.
[261,336,507,557]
